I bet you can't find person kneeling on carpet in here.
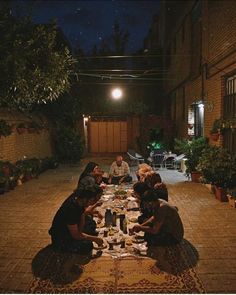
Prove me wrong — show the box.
[49,185,104,254]
[130,189,184,246]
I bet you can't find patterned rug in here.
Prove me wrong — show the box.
[29,240,205,293]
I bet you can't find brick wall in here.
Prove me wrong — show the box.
[0,110,52,163]
[161,0,236,146]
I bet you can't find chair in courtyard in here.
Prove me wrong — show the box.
[127,149,145,166]
[163,156,176,169]
[173,154,186,170]
[151,153,165,169]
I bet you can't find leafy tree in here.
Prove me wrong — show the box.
[0,3,76,110]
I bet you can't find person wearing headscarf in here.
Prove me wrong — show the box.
[77,162,103,190]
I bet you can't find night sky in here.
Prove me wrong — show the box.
[12,0,160,53]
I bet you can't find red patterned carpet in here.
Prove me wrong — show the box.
[29,240,205,293]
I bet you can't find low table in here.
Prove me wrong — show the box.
[92,184,148,258]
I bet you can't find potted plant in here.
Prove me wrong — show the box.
[16,123,27,134]
[175,137,209,182]
[27,121,43,134]
[210,119,222,141]
[197,146,236,202]
[0,119,13,138]
[221,118,236,131]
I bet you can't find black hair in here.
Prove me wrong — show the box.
[78,162,98,182]
[142,189,160,203]
[133,182,150,196]
[74,184,103,200]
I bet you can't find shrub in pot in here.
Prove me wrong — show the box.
[16,123,27,134]
[197,146,236,201]
[0,119,13,138]
[210,119,222,141]
[175,137,209,182]
[53,127,84,163]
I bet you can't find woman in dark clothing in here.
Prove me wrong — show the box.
[49,185,104,254]
[77,162,105,233]
[78,162,102,189]
[145,171,168,201]
[131,189,184,247]
[133,182,152,224]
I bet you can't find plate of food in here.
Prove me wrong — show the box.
[93,243,107,250]
[107,237,121,245]
[125,239,133,246]
[127,196,136,201]
[101,195,113,201]
[128,216,138,223]
[114,190,127,199]
[132,235,145,243]
[96,221,105,228]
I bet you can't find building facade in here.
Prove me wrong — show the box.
[158,0,236,154]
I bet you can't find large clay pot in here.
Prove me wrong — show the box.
[191,171,201,183]
[210,133,219,141]
[215,186,228,202]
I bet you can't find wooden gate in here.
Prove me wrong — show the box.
[89,120,127,153]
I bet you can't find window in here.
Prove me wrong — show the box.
[223,74,236,155]
[226,74,236,95]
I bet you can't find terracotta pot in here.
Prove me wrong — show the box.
[214,186,228,202]
[191,171,201,183]
[17,128,27,134]
[210,133,219,141]
[2,166,10,177]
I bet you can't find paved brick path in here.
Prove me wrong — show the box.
[0,156,236,293]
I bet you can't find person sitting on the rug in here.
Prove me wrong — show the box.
[77,162,104,189]
[133,182,150,224]
[133,182,168,224]
[144,171,168,201]
[136,163,153,182]
[130,189,184,246]
[49,185,104,254]
[108,155,132,185]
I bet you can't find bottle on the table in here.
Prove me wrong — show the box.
[105,208,112,227]
[123,217,128,234]
[112,211,117,226]
[119,214,125,231]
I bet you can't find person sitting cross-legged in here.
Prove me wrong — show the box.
[130,189,184,246]
[108,155,132,185]
[49,185,104,254]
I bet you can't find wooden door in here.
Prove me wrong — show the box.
[89,121,127,153]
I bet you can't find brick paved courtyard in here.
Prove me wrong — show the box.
[0,156,236,293]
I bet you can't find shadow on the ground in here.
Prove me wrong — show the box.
[147,239,199,275]
[31,244,94,285]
